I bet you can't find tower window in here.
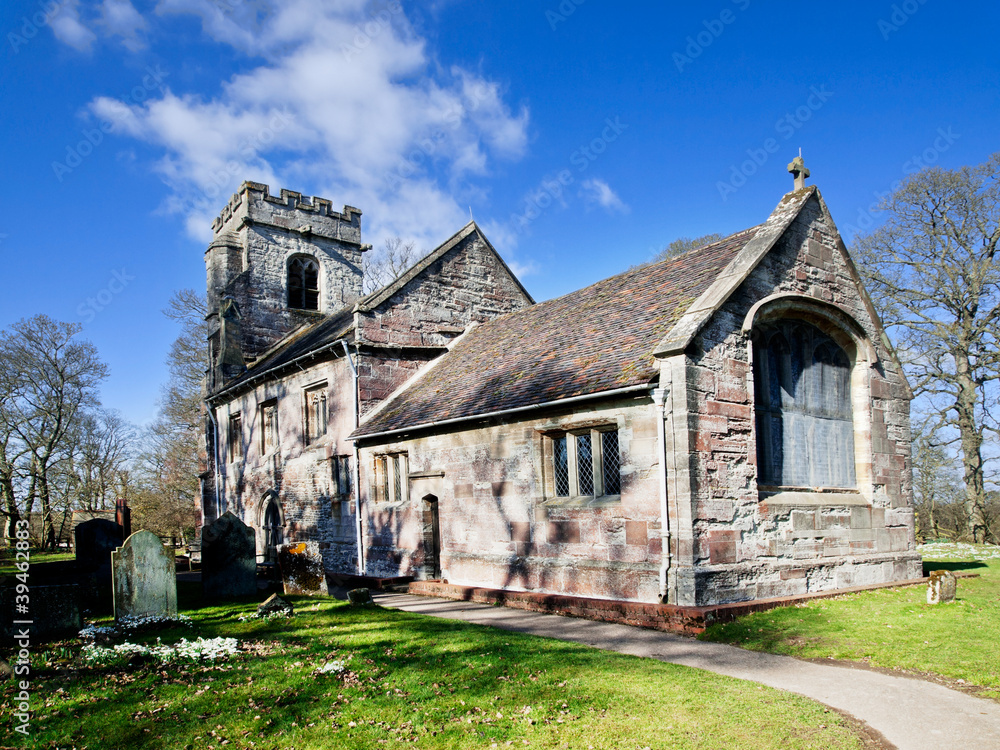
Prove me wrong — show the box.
[288,256,320,310]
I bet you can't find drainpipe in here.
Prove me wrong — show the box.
[206,406,226,518]
[341,339,364,576]
[652,387,671,603]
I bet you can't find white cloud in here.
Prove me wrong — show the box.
[49,0,98,51]
[580,178,629,214]
[86,0,530,252]
[99,0,148,51]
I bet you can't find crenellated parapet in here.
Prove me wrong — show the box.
[211,181,363,246]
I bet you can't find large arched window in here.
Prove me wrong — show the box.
[753,319,855,488]
[288,256,320,310]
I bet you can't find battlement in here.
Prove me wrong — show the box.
[211,181,363,245]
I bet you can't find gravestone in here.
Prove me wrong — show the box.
[0,584,82,643]
[927,570,957,604]
[277,541,328,596]
[112,530,178,620]
[75,518,124,613]
[201,511,256,600]
[75,519,124,578]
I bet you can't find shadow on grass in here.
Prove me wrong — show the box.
[922,561,987,574]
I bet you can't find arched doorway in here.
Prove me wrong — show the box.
[421,495,441,580]
[262,495,283,564]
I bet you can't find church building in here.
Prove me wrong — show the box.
[201,165,921,607]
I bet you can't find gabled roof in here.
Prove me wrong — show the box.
[353,221,535,312]
[210,220,531,399]
[352,226,761,439]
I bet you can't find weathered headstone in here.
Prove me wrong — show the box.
[277,541,328,596]
[927,570,957,604]
[201,511,256,600]
[112,530,178,620]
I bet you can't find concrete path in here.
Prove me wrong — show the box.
[375,592,1000,750]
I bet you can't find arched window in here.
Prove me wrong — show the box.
[288,256,320,310]
[262,496,283,564]
[753,319,855,488]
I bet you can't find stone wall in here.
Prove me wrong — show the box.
[667,191,921,606]
[218,356,359,574]
[358,395,665,603]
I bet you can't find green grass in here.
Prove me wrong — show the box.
[701,544,1000,699]
[1,582,870,750]
[0,550,74,576]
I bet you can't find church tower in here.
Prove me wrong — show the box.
[204,181,369,390]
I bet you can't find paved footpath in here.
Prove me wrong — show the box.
[375,592,1000,750]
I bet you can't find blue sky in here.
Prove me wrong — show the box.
[1,0,998,426]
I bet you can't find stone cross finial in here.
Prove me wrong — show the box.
[787,153,810,191]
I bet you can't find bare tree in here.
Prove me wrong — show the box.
[362,237,419,294]
[854,153,1000,543]
[0,315,109,548]
[132,290,206,541]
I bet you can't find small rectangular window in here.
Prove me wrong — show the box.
[228,414,242,460]
[304,384,328,444]
[548,428,621,500]
[333,455,351,498]
[553,436,569,497]
[393,455,402,502]
[260,400,278,453]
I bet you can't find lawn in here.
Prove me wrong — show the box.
[1,582,872,750]
[0,550,74,576]
[701,542,1000,700]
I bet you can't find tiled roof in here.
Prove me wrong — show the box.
[219,307,355,393]
[353,227,760,438]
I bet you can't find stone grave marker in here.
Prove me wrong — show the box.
[277,541,328,596]
[75,518,124,578]
[201,511,257,600]
[74,518,124,613]
[927,570,957,604]
[112,530,178,620]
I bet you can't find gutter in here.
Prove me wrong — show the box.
[651,387,672,603]
[341,339,365,576]
[349,384,654,443]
